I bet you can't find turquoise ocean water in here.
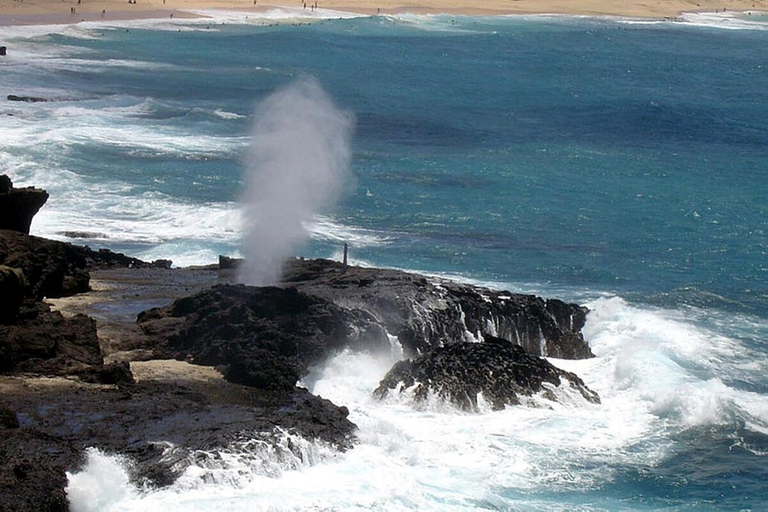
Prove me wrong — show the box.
[2,9,768,511]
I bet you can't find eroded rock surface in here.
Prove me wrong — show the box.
[284,258,593,359]
[374,335,600,411]
[0,175,48,234]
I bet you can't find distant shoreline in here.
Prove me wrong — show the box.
[0,0,766,27]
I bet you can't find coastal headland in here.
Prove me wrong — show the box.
[0,0,766,26]
[0,176,600,509]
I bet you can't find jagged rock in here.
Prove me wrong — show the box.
[0,366,356,507]
[0,47,6,56]
[0,230,173,301]
[0,175,48,234]
[374,335,600,411]
[137,284,386,390]
[137,259,594,396]
[0,266,26,324]
[0,229,90,300]
[60,231,109,239]
[283,258,593,359]
[0,301,102,376]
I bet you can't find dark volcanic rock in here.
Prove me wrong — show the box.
[138,284,385,390]
[0,301,102,376]
[374,336,600,411]
[0,368,356,509]
[6,95,47,103]
[0,428,81,512]
[0,175,49,234]
[0,265,26,324]
[137,260,595,398]
[0,230,174,301]
[0,230,90,300]
[283,258,593,359]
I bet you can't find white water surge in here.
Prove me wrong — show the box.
[66,297,768,511]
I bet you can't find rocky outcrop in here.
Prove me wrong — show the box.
[0,229,176,301]
[6,95,47,103]
[0,175,49,234]
[374,335,600,411]
[137,284,385,391]
[0,371,355,510]
[0,266,26,324]
[0,300,102,376]
[137,259,594,396]
[0,230,90,300]
[282,258,593,359]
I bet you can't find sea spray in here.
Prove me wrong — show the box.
[238,78,355,286]
[66,448,135,512]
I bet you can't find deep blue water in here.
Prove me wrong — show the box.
[2,11,767,511]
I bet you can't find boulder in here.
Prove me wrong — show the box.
[373,335,600,411]
[0,175,48,234]
[76,361,135,385]
[0,229,90,300]
[0,301,102,376]
[0,266,26,324]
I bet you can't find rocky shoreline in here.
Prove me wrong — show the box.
[0,176,600,511]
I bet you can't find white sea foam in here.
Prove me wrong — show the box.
[185,7,363,25]
[63,296,767,510]
[3,161,242,265]
[2,152,388,267]
[579,296,768,431]
[213,109,246,120]
[66,448,137,512]
[678,11,768,30]
[307,216,393,247]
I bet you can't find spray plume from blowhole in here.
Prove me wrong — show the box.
[238,77,355,286]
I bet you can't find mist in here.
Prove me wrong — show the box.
[238,78,355,286]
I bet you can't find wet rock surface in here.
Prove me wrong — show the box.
[282,258,593,359]
[374,335,600,411]
[0,367,355,511]
[1,238,598,511]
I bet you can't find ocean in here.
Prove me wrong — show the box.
[2,9,767,511]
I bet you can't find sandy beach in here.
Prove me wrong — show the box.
[0,0,766,25]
